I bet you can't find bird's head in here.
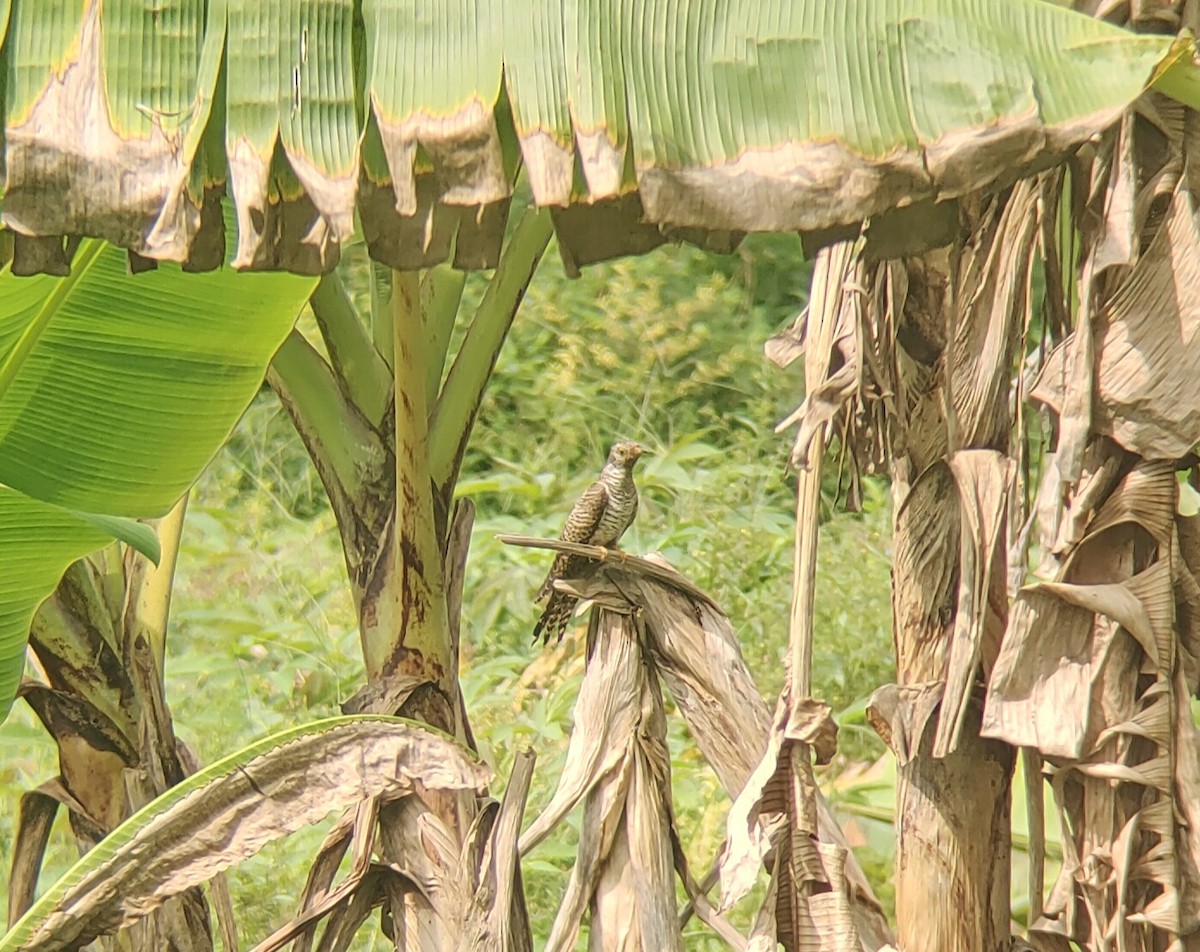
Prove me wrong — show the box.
[607,440,647,470]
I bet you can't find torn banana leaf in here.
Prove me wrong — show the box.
[1033,189,1200,461]
[501,536,893,950]
[2,716,488,952]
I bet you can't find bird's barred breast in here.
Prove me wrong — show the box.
[591,483,636,545]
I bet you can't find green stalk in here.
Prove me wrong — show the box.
[126,496,188,675]
[421,264,467,410]
[361,271,450,687]
[310,272,391,426]
[267,330,388,509]
[428,207,553,495]
[370,260,395,372]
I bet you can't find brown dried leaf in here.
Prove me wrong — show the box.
[865,683,941,766]
[1084,459,1177,548]
[460,750,535,952]
[518,618,643,855]
[1092,689,1170,749]
[721,689,794,911]
[288,808,355,952]
[948,180,1041,448]
[787,698,839,767]
[733,798,866,952]
[638,581,772,795]
[721,676,862,952]
[589,732,683,952]
[526,611,686,952]
[1034,188,1200,460]
[249,797,380,952]
[1036,577,1158,670]
[1172,665,1200,934]
[983,585,1126,758]
[10,718,488,952]
[765,307,808,369]
[501,535,891,950]
[774,244,864,470]
[636,563,891,949]
[933,450,1013,757]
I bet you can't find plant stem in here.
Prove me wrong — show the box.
[421,264,467,410]
[126,495,188,675]
[370,259,395,372]
[268,330,389,519]
[310,272,391,426]
[429,206,553,496]
[364,271,451,689]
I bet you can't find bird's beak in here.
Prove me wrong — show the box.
[633,444,650,458]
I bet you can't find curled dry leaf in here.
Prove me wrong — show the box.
[787,698,839,767]
[722,690,795,910]
[1038,116,1138,484]
[765,305,807,369]
[522,610,688,952]
[933,449,1013,758]
[1,716,489,952]
[460,749,535,952]
[722,679,868,952]
[982,569,1146,759]
[865,683,942,767]
[983,461,1178,759]
[1034,188,1200,462]
[774,243,863,471]
[502,538,892,951]
[982,448,1200,947]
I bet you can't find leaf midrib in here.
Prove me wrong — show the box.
[0,239,105,406]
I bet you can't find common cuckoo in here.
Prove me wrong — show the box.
[533,440,646,644]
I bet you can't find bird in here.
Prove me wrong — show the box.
[533,440,646,644]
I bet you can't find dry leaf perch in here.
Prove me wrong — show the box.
[499,534,892,952]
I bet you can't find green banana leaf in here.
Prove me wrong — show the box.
[0,239,316,719]
[2,0,1193,272]
[0,489,158,724]
[0,715,489,952]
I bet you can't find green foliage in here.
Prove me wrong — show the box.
[0,234,896,947]
[0,241,314,719]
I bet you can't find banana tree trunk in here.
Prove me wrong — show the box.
[872,205,1034,949]
[890,474,1014,951]
[11,500,226,952]
[268,206,552,949]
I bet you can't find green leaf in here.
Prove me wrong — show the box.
[74,513,161,563]
[225,0,359,267]
[0,489,152,721]
[0,239,315,515]
[1,716,489,952]
[0,238,315,720]
[7,0,1188,269]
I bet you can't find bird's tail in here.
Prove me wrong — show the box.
[533,591,578,645]
[536,552,574,603]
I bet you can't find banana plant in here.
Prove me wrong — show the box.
[260,196,552,947]
[0,242,316,943]
[0,242,315,718]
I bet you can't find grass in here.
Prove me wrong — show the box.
[0,232,897,947]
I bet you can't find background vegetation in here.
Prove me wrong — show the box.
[0,234,896,946]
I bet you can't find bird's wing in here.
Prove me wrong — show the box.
[536,481,609,601]
[559,480,610,544]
